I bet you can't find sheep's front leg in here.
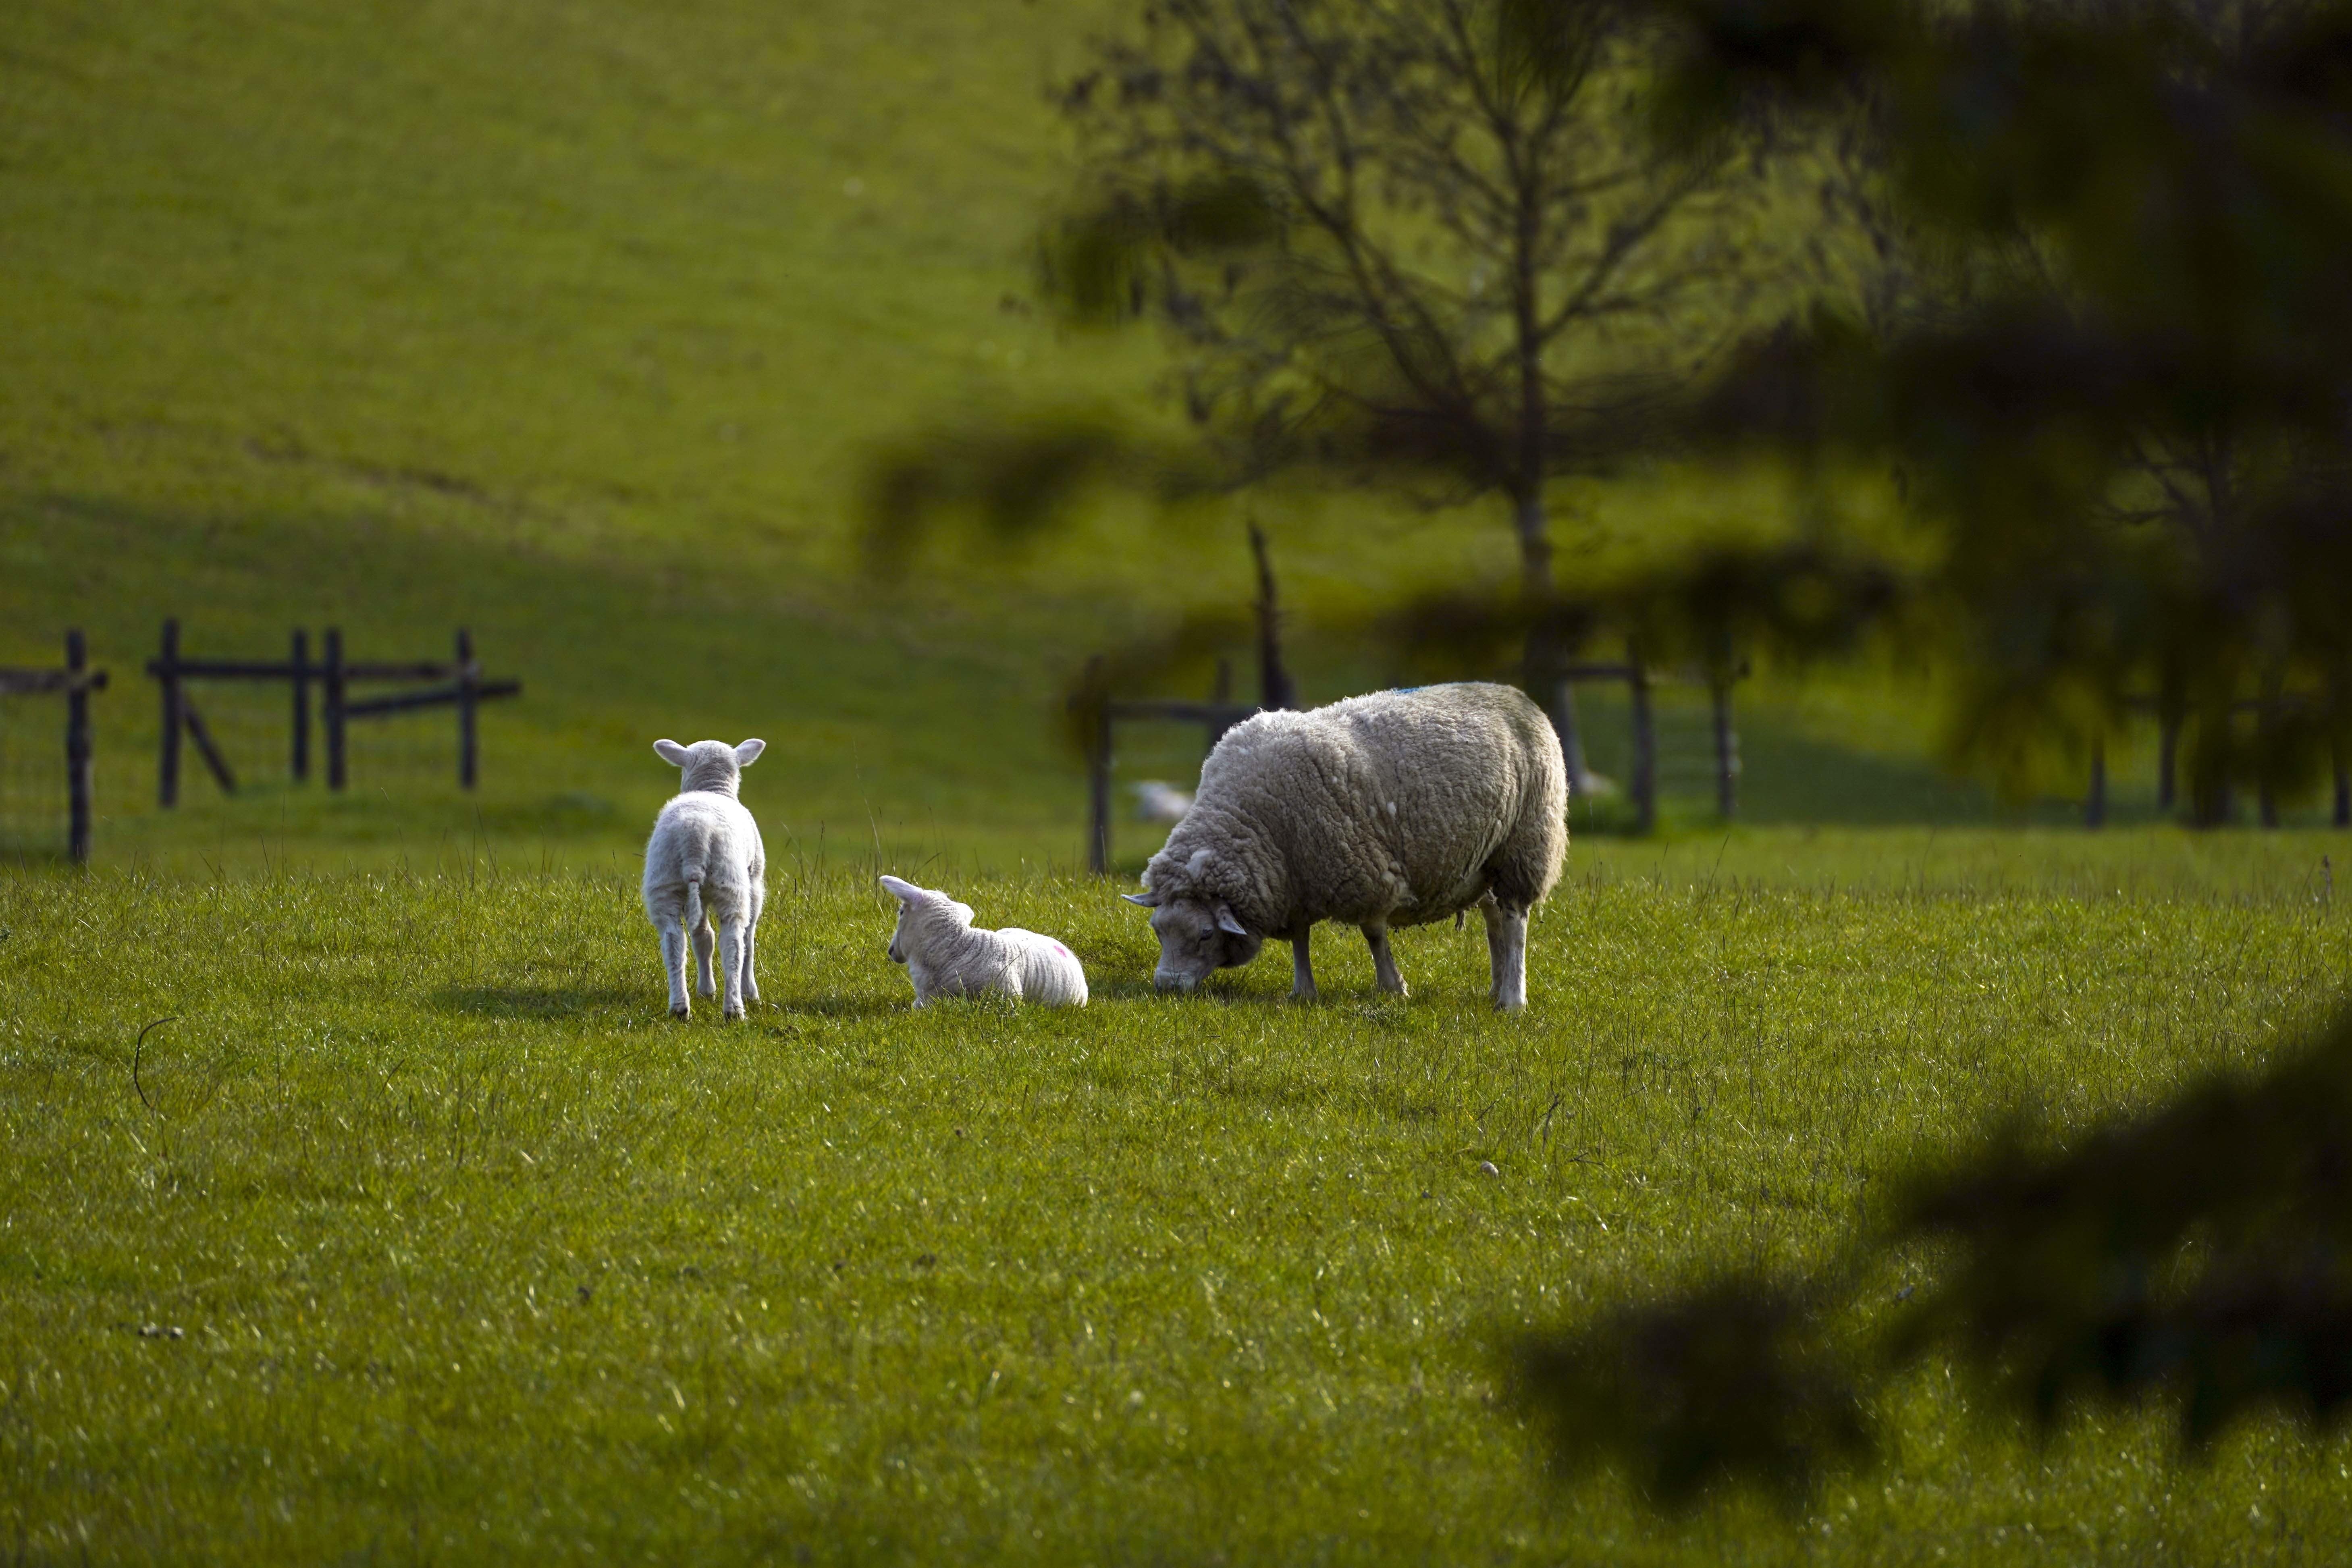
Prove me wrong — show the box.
[1480,899,1529,1013]
[1361,924,1408,997]
[718,918,747,1021]
[692,916,716,998]
[660,919,692,1019]
[1289,931,1318,1003]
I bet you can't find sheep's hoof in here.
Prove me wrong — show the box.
[670,1003,691,1020]
[723,1003,745,1021]
[697,982,716,998]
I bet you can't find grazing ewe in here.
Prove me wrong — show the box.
[1124,682,1565,1010]
[879,875,1088,1007]
[643,738,767,1020]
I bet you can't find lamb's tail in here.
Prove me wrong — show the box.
[682,861,706,930]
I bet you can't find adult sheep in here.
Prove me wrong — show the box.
[1124,682,1565,1010]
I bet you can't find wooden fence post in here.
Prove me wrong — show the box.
[1629,653,1657,835]
[1079,654,1110,875]
[456,627,479,789]
[1710,675,1739,821]
[2085,738,2107,829]
[66,629,92,863]
[324,626,347,791]
[2157,711,2179,813]
[291,629,310,783]
[157,618,181,808]
[2258,678,2282,829]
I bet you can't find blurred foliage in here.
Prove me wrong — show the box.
[875,0,1799,609]
[1520,1002,2352,1507]
[1507,0,2352,1516]
[1607,0,2352,805]
[1513,1273,1872,1511]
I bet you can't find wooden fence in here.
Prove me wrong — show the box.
[2086,698,2352,828]
[0,630,109,862]
[1073,653,1744,872]
[148,621,519,804]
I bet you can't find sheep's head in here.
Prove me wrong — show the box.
[654,738,765,797]
[879,875,974,964]
[1123,884,1261,992]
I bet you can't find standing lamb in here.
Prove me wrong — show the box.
[642,738,767,1020]
[1124,682,1565,1010]
[879,875,1089,1007]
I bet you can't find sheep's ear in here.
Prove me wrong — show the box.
[1122,891,1161,908]
[1215,903,1250,936]
[654,739,692,767]
[878,875,926,903]
[734,739,766,766]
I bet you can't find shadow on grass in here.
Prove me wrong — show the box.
[433,984,640,1019]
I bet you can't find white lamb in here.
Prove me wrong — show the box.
[642,738,767,1020]
[879,875,1089,1007]
[1124,682,1565,1010]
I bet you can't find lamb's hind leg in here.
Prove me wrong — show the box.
[660,917,692,1019]
[718,918,747,1021]
[1290,930,1318,1003]
[1479,897,1529,1013]
[1361,924,1408,997]
[692,916,716,998]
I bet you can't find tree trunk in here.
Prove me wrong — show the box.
[1514,484,1590,793]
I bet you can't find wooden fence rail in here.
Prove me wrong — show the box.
[0,629,109,862]
[1074,654,1744,871]
[2087,695,2352,828]
[148,621,519,805]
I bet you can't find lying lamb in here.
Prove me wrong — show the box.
[643,738,767,1020]
[879,875,1088,1007]
[1124,682,1565,1010]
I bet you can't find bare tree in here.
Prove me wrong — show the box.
[1049,0,1799,771]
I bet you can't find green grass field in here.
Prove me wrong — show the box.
[10,0,2352,1561]
[5,853,2350,1564]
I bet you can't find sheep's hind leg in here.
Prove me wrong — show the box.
[692,916,716,998]
[1289,932,1318,1003]
[660,918,692,1019]
[1361,924,1408,997]
[1480,899,1529,1013]
[718,918,747,1021]
[741,916,760,1004]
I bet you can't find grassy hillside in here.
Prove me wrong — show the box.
[6,0,2307,873]
[6,860,2350,1563]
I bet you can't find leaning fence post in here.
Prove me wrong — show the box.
[1710,672,1739,821]
[324,626,347,791]
[156,618,181,808]
[1088,686,1112,875]
[456,627,479,790]
[2085,738,2108,829]
[1629,654,1658,835]
[66,629,93,864]
[291,629,310,783]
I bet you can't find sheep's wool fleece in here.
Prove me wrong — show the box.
[1145,682,1565,933]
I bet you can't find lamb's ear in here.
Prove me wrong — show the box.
[1215,903,1250,937]
[1121,891,1161,908]
[878,875,926,904]
[734,739,766,766]
[654,739,692,767]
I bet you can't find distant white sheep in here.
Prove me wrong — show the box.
[879,875,1088,1007]
[642,738,767,1020]
[1125,683,1565,1010]
[1131,780,1194,824]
